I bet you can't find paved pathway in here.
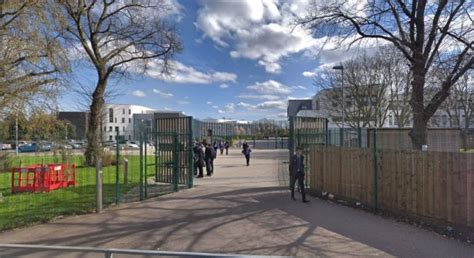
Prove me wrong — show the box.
[0,149,473,257]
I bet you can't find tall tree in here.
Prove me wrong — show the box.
[300,0,474,149]
[0,0,67,114]
[57,0,181,165]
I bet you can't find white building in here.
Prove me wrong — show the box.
[102,104,155,141]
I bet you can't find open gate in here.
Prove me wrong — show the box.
[140,116,193,199]
[289,116,328,188]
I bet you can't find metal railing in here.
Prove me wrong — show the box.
[0,243,278,257]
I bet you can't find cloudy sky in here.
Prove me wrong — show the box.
[60,0,360,120]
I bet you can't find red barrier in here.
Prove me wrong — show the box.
[11,163,76,193]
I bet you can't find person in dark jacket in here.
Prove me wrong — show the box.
[224,141,230,155]
[289,147,309,203]
[204,143,215,176]
[193,143,204,178]
[242,141,251,166]
[219,141,224,155]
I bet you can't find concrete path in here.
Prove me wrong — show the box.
[0,149,473,257]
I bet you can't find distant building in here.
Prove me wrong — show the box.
[58,111,89,140]
[102,104,156,141]
[133,111,185,140]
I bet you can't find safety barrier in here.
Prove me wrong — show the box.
[11,163,76,193]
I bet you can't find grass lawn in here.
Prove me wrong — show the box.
[0,153,157,231]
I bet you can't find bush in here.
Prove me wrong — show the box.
[0,152,13,171]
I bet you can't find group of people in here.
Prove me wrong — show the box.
[193,140,230,178]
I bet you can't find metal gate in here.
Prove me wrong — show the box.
[289,116,328,188]
[140,116,193,199]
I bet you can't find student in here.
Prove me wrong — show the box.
[193,143,204,178]
[224,141,230,155]
[242,141,251,166]
[213,141,218,153]
[204,143,214,176]
[289,147,309,203]
[219,141,224,155]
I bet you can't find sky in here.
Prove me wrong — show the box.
[59,0,361,121]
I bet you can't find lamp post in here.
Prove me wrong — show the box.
[333,65,344,146]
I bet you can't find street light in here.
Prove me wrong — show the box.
[333,65,344,146]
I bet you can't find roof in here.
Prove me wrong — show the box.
[287,99,313,117]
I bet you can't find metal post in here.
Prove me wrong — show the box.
[96,158,103,213]
[372,128,379,211]
[15,115,18,155]
[173,133,179,192]
[144,134,148,199]
[139,135,144,201]
[289,116,295,160]
[188,118,193,188]
[358,127,362,148]
[115,131,120,205]
[123,158,128,185]
[154,130,158,182]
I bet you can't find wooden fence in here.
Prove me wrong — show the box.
[308,146,474,228]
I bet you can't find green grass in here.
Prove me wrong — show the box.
[460,149,474,153]
[0,154,156,231]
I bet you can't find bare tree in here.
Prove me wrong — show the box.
[444,72,473,149]
[314,51,394,128]
[57,0,181,165]
[300,0,474,149]
[0,0,67,114]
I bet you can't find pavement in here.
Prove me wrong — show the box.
[0,149,473,257]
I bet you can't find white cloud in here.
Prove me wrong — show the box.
[237,94,281,101]
[177,100,190,105]
[145,60,237,84]
[302,71,317,78]
[206,101,213,105]
[246,80,292,95]
[132,90,146,98]
[152,89,174,98]
[219,83,229,89]
[255,100,287,110]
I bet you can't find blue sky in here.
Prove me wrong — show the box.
[59,0,357,121]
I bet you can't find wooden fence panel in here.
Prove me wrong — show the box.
[309,146,474,228]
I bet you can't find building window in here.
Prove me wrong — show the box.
[109,126,112,132]
[121,117,125,123]
[114,117,117,123]
[123,126,125,132]
[128,109,131,114]
[122,108,125,114]
[109,108,114,123]
[128,135,131,140]
[115,126,119,132]
[109,135,113,141]
[129,118,132,123]
[103,126,106,132]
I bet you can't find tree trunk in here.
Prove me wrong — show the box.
[409,61,428,150]
[85,76,107,166]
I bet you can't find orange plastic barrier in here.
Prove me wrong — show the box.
[11,163,76,193]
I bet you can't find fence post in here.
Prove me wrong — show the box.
[115,130,120,205]
[144,134,148,199]
[173,133,179,192]
[139,134,144,201]
[123,158,128,185]
[95,158,103,213]
[289,116,295,160]
[358,127,362,148]
[340,127,344,147]
[154,130,159,182]
[372,128,379,211]
[188,118,194,188]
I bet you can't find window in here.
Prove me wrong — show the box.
[115,126,119,132]
[388,115,393,126]
[128,135,131,140]
[109,126,112,132]
[123,126,125,132]
[109,135,113,141]
[109,108,114,123]
[122,109,125,114]
[103,126,106,132]
[114,117,117,123]
[129,118,132,123]
[128,109,131,114]
[121,117,125,123]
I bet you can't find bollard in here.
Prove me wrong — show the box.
[123,158,129,185]
[96,158,103,213]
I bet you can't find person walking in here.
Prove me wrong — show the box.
[289,147,309,203]
[242,141,251,166]
[193,143,204,178]
[213,141,218,153]
[219,141,224,155]
[204,143,214,176]
[224,141,230,155]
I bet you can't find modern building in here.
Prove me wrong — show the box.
[133,111,185,140]
[57,111,89,140]
[102,104,156,141]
